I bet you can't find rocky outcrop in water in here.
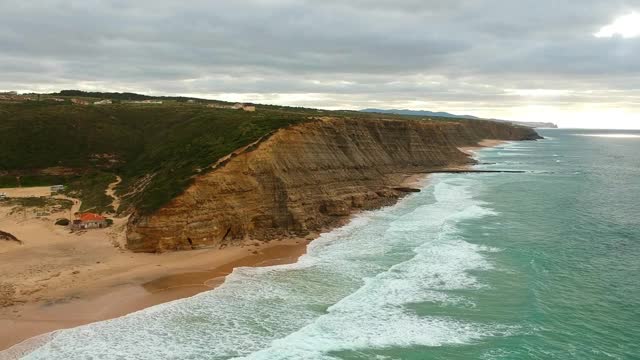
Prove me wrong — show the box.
[127,117,540,252]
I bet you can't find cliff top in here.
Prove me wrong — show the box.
[0,93,530,215]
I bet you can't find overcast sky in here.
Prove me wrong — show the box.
[1,1,639,128]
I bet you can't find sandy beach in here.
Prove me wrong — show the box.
[458,139,508,156]
[0,169,436,353]
[0,198,312,352]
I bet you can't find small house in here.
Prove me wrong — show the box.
[71,213,108,230]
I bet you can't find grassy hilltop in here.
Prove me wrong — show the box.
[0,94,312,214]
[0,91,501,215]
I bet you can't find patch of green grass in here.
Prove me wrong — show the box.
[63,172,115,213]
[0,175,78,188]
[0,176,19,187]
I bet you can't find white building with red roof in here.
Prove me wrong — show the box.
[71,213,108,230]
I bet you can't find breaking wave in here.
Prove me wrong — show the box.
[15,176,508,360]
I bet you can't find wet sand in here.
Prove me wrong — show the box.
[0,196,313,352]
[458,139,507,156]
[0,168,442,353]
[0,234,310,353]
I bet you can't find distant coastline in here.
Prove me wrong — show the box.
[360,108,558,129]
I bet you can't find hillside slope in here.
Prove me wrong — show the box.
[361,108,558,128]
[0,102,308,213]
[127,117,540,252]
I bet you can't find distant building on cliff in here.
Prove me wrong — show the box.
[71,98,90,105]
[125,100,163,104]
[0,91,23,101]
[206,103,255,111]
[233,103,256,112]
[71,213,108,230]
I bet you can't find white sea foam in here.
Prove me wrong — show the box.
[238,178,511,359]
[502,147,533,151]
[16,175,511,360]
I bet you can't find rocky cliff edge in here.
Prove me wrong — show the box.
[127,117,540,252]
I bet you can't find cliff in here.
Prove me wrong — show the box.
[127,117,540,252]
[361,109,558,129]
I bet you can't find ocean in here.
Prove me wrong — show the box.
[12,129,640,359]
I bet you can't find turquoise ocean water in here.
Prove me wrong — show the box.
[8,129,640,359]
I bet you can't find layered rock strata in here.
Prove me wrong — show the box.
[127,118,540,252]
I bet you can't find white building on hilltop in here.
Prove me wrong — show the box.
[233,103,256,112]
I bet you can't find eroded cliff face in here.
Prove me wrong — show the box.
[127,118,540,252]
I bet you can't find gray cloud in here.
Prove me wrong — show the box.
[1,0,639,125]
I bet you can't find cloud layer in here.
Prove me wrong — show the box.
[1,0,639,127]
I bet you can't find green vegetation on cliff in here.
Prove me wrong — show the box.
[0,101,309,214]
[0,93,538,215]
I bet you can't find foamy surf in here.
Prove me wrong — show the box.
[13,175,512,360]
[238,178,510,359]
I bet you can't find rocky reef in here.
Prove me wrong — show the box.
[127,117,540,252]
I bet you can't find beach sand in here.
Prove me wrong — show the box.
[458,139,507,156]
[0,201,311,352]
[0,167,443,352]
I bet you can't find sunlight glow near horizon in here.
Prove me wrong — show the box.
[493,105,640,130]
[211,93,640,129]
[574,134,640,138]
[595,12,640,38]
[9,89,639,130]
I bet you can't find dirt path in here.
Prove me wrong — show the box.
[50,194,82,215]
[105,176,122,213]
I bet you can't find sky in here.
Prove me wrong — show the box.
[1,1,639,129]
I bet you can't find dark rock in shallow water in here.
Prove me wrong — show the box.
[392,187,421,193]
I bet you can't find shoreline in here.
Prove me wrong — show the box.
[458,139,508,156]
[0,140,501,354]
[0,235,311,353]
